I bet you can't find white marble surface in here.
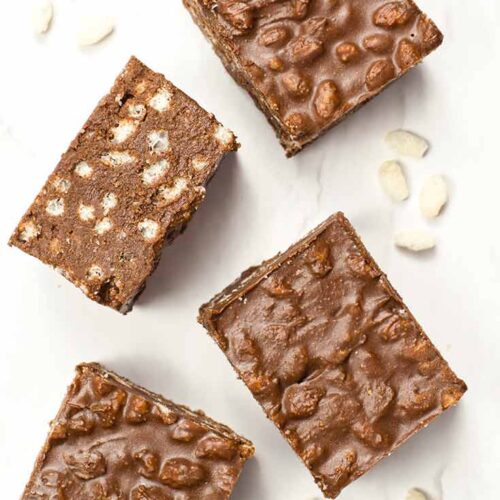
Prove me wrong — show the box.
[0,1,499,499]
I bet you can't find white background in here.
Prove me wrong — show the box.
[0,1,499,499]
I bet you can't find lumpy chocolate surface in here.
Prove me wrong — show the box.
[200,213,466,498]
[9,56,238,313]
[184,0,443,155]
[22,363,254,499]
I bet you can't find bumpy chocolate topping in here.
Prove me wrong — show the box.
[22,363,254,499]
[183,0,443,156]
[9,56,238,313]
[199,213,466,498]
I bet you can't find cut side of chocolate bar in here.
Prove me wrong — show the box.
[9,56,238,313]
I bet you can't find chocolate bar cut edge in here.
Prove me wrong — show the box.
[9,56,239,314]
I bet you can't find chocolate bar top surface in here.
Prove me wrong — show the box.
[185,0,442,155]
[23,363,254,500]
[9,56,237,313]
[200,213,466,498]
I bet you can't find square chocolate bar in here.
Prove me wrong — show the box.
[199,213,466,498]
[9,56,238,313]
[184,0,443,156]
[22,363,254,499]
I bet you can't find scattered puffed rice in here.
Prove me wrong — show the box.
[420,175,448,219]
[78,16,115,47]
[406,488,428,500]
[32,0,53,35]
[378,160,409,202]
[386,130,429,158]
[395,230,436,252]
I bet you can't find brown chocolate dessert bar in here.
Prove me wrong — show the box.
[199,213,466,498]
[183,1,443,156]
[9,56,238,313]
[22,363,254,499]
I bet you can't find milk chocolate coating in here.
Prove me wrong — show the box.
[183,0,443,156]
[22,363,254,499]
[199,213,466,498]
[9,56,238,313]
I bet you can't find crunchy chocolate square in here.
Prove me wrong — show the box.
[9,56,238,313]
[199,212,466,498]
[184,0,443,156]
[22,363,254,499]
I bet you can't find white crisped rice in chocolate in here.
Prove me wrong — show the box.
[148,130,170,153]
[102,193,118,214]
[75,161,93,178]
[110,119,137,144]
[53,177,71,193]
[138,219,159,240]
[95,217,113,235]
[87,265,104,280]
[78,203,95,221]
[101,151,134,166]
[160,178,188,204]
[46,198,64,216]
[128,103,146,120]
[149,88,172,112]
[214,125,234,148]
[19,221,40,242]
[191,156,210,171]
[143,160,169,185]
